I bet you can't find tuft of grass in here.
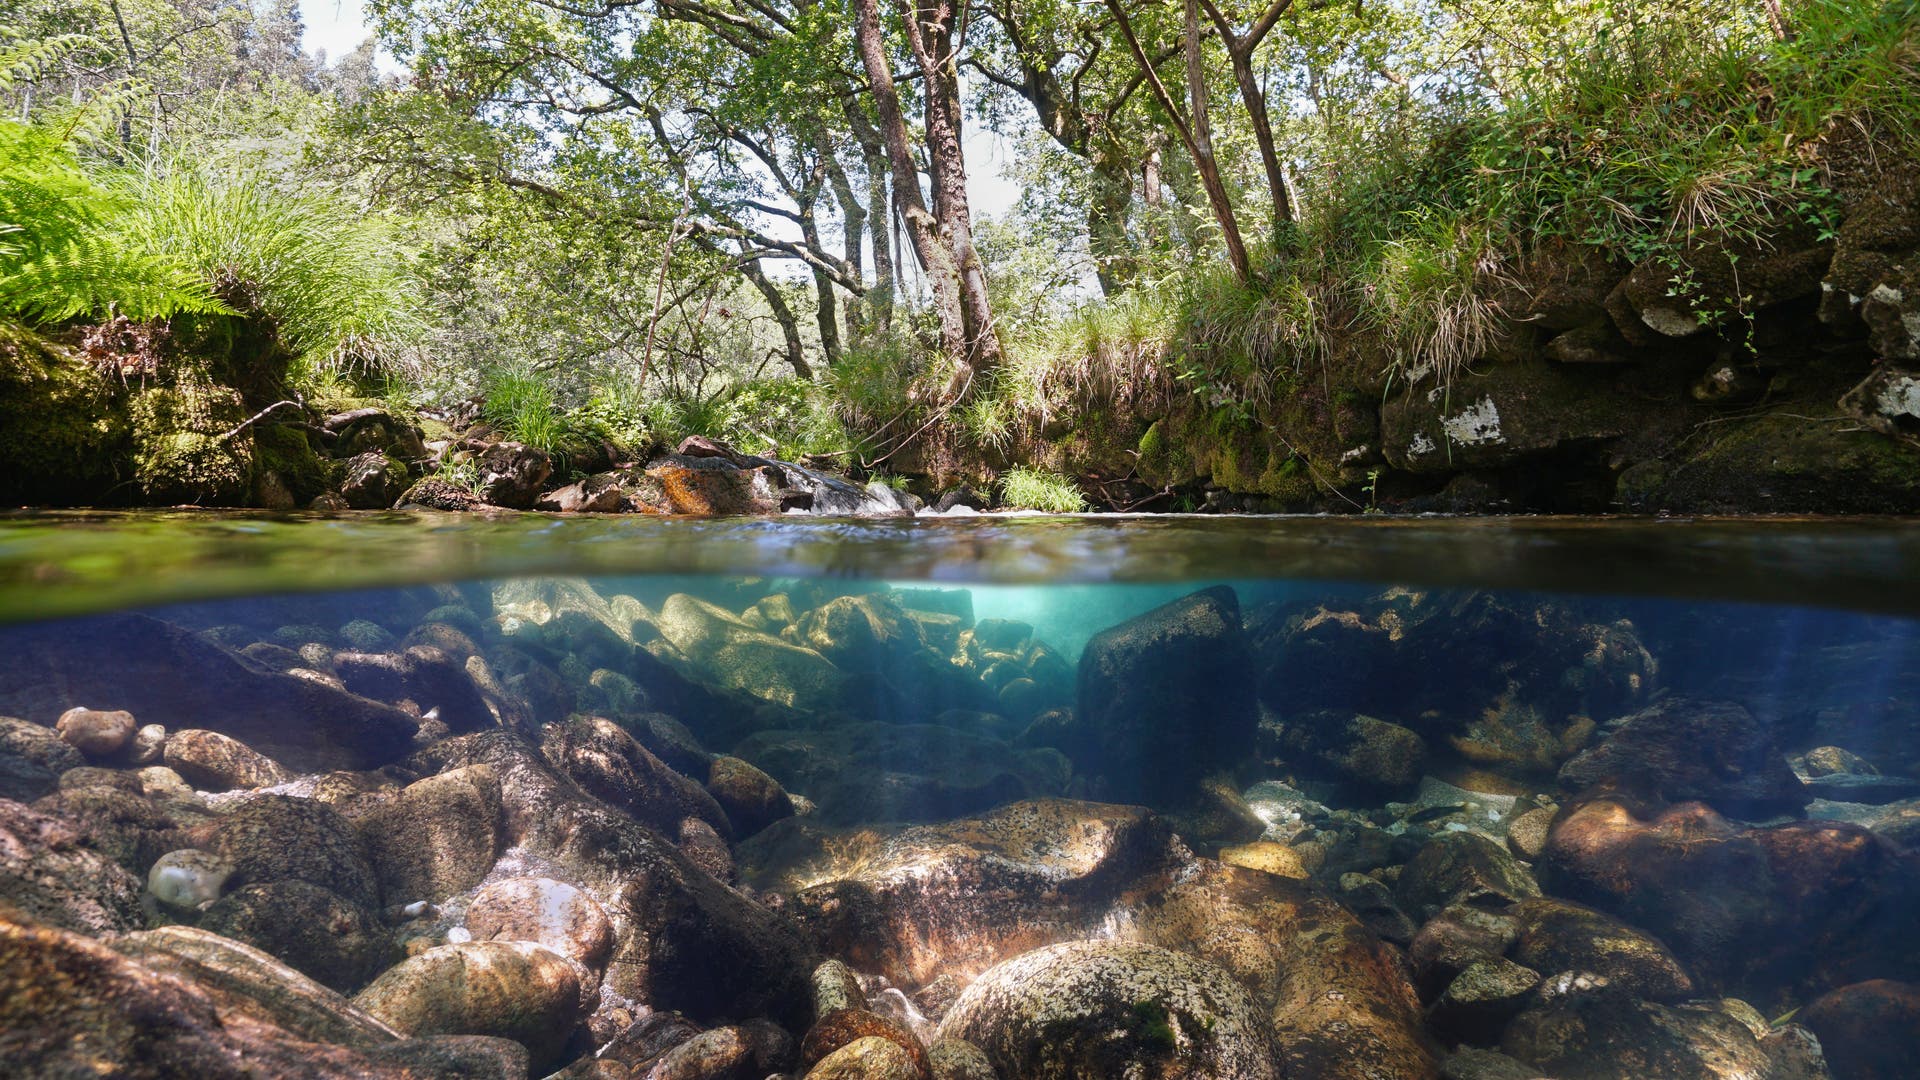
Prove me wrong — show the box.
[998,467,1088,513]
[116,157,428,382]
[480,365,570,456]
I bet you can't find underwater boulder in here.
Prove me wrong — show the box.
[1271,711,1430,794]
[0,909,526,1079]
[164,728,293,791]
[1557,698,1809,815]
[539,714,732,839]
[407,730,815,1026]
[333,646,495,734]
[351,939,589,1069]
[353,764,504,905]
[466,876,615,971]
[1410,905,1522,1000]
[32,780,181,876]
[770,799,1181,986]
[194,794,381,910]
[1129,862,1440,1080]
[732,723,1066,825]
[706,754,796,838]
[197,880,392,993]
[0,797,144,934]
[1799,979,1920,1080]
[1540,793,1920,998]
[1508,897,1694,1002]
[936,940,1282,1080]
[655,593,848,714]
[54,706,137,760]
[0,613,422,772]
[1396,831,1542,922]
[1501,990,1827,1080]
[804,1035,924,1080]
[1076,585,1257,805]
[0,715,84,801]
[801,1007,931,1077]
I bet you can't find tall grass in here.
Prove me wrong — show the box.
[117,159,428,381]
[998,467,1088,512]
[481,365,569,455]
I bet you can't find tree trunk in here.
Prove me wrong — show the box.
[854,0,970,378]
[820,141,867,342]
[739,254,812,380]
[1183,0,1251,278]
[795,164,843,366]
[1198,0,1297,241]
[1089,145,1139,294]
[901,0,1005,387]
[846,105,895,337]
[1105,0,1251,282]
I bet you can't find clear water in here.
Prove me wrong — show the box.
[3,511,1918,1079]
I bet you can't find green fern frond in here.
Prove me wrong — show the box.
[0,32,101,93]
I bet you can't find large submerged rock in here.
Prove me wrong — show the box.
[938,940,1282,1080]
[1076,586,1257,804]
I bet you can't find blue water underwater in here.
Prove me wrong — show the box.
[4,565,1919,1078]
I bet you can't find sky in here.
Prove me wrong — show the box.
[293,0,1023,218]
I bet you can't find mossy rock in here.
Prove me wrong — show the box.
[130,382,252,505]
[1617,411,1920,513]
[252,425,334,506]
[1381,360,1654,474]
[0,324,130,504]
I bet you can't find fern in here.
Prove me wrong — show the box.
[0,122,228,323]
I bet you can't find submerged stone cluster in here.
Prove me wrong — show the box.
[0,580,1917,1079]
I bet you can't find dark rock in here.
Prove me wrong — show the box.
[1276,711,1429,793]
[936,940,1281,1080]
[733,723,1065,826]
[354,764,503,903]
[340,451,409,509]
[195,794,381,909]
[0,715,83,801]
[397,477,481,511]
[333,646,495,734]
[31,782,178,875]
[198,881,392,993]
[1800,979,1920,1080]
[805,1036,923,1079]
[1508,897,1693,1001]
[1430,957,1540,1044]
[1396,831,1541,921]
[540,714,732,839]
[535,473,626,513]
[1410,905,1520,999]
[0,614,421,772]
[1076,586,1257,804]
[648,1025,761,1080]
[1557,698,1809,815]
[0,797,144,933]
[0,909,521,1079]
[475,441,552,508]
[707,755,796,837]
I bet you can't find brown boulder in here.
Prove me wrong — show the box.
[0,797,143,933]
[542,714,731,838]
[1800,979,1920,1080]
[707,755,796,837]
[466,876,615,971]
[164,728,292,791]
[356,764,503,903]
[55,707,137,759]
[1556,698,1808,815]
[351,940,589,1069]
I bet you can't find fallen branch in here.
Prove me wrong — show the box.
[215,400,302,443]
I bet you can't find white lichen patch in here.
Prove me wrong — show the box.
[1640,305,1704,337]
[1875,376,1920,420]
[1870,283,1905,306]
[1408,432,1437,457]
[1442,397,1505,446]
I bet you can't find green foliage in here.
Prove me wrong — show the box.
[0,123,228,323]
[480,365,570,457]
[998,466,1088,512]
[117,159,427,379]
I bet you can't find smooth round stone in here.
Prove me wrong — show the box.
[130,724,168,766]
[56,707,137,759]
[147,849,235,914]
[351,940,589,1069]
[464,877,614,971]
